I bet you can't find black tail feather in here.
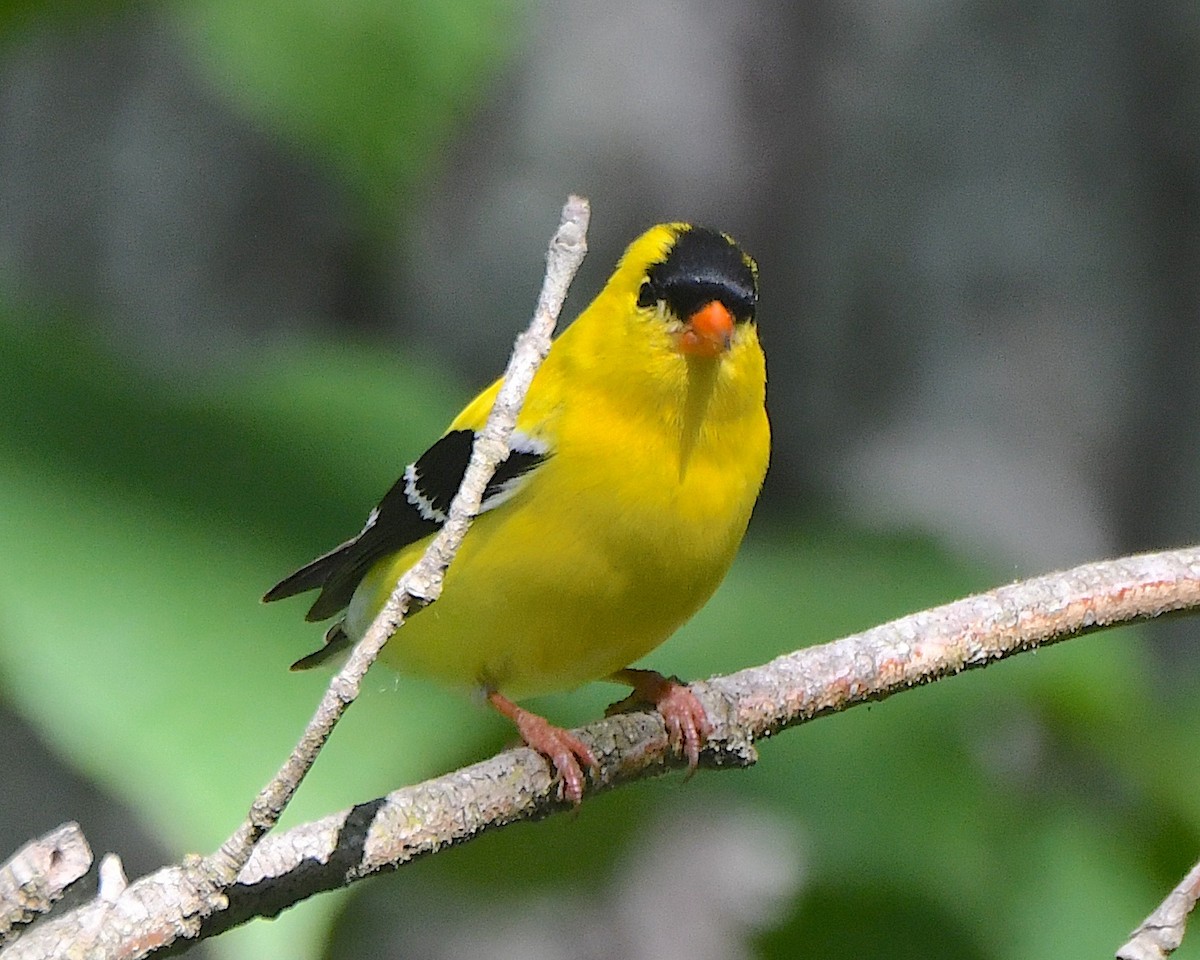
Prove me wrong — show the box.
[290,622,352,671]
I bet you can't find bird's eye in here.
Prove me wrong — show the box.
[636,281,657,309]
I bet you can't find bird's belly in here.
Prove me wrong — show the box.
[345,457,752,699]
[379,566,691,699]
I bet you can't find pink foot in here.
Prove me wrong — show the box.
[607,668,712,770]
[488,691,598,804]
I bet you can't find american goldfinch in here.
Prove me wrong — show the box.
[265,222,769,803]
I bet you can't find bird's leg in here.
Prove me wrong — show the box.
[606,668,712,771]
[486,690,598,805]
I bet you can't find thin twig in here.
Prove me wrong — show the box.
[3,546,1198,960]
[1117,860,1200,960]
[210,194,590,885]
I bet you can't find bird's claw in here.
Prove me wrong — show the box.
[489,691,597,804]
[607,669,712,771]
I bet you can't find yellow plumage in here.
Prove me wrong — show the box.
[266,222,769,799]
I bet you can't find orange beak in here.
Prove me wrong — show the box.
[676,300,734,358]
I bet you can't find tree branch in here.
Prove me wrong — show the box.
[3,547,1199,959]
[1117,859,1200,960]
[0,824,91,945]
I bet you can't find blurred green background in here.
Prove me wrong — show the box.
[2,1,1199,958]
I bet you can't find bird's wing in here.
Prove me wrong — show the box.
[263,428,549,621]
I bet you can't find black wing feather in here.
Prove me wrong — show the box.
[263,429,547,623]
[261,538,360,604]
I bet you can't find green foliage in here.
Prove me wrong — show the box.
[173,0,525,226]
[1,0,522,225]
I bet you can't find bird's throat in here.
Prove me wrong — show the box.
[678,357,720,480]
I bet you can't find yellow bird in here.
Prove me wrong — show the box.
[264,223,769,802]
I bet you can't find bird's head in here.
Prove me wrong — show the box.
[556,222,764,421]
[625,223,759,360]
